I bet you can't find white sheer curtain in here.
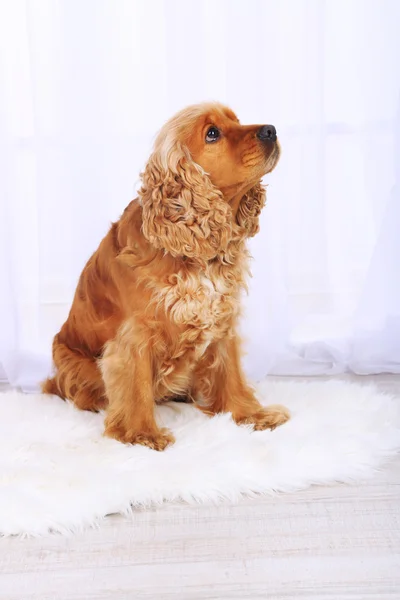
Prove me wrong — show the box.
[0,0,399,390]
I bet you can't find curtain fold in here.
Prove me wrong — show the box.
[1,0,399,389]
[350,94,400,374]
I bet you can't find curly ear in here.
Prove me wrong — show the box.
[236,182,266,237]
[139,142,232,260]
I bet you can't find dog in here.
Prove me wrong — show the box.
[43,102,290,450]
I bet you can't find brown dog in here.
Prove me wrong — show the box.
[43,103,290,450]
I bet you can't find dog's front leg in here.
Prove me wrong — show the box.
[193,337,290,431]
[100,320,175,450]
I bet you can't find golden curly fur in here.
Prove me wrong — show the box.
[43,102,289,450]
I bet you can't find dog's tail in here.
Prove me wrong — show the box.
[42,375,61,396]
[42,334,69,399]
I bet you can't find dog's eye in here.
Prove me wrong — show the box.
[205,127,220,143]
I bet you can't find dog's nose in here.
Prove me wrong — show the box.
[257,125,277,143]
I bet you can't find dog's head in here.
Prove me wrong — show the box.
[140,103,280,260]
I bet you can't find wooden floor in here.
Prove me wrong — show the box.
[1,375,400,599]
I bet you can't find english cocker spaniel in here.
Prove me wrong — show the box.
[43,103,290,450]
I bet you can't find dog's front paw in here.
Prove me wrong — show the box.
[236,404,290,431]
[130,428,176,451]
[105,426,175,450]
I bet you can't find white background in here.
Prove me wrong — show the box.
[0,0,399,389]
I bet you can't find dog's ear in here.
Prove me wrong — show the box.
[236,182,266,237]
[139,142,232,260]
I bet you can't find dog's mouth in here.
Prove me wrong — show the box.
[265,140,281,173]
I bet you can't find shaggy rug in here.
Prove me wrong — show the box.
[1,380,400,536]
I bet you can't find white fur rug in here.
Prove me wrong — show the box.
[1,380,400,536]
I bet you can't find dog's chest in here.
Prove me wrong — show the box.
[158,261,243,339]
[149,257,247,399]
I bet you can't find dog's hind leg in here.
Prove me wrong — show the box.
[42,334,107,412]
